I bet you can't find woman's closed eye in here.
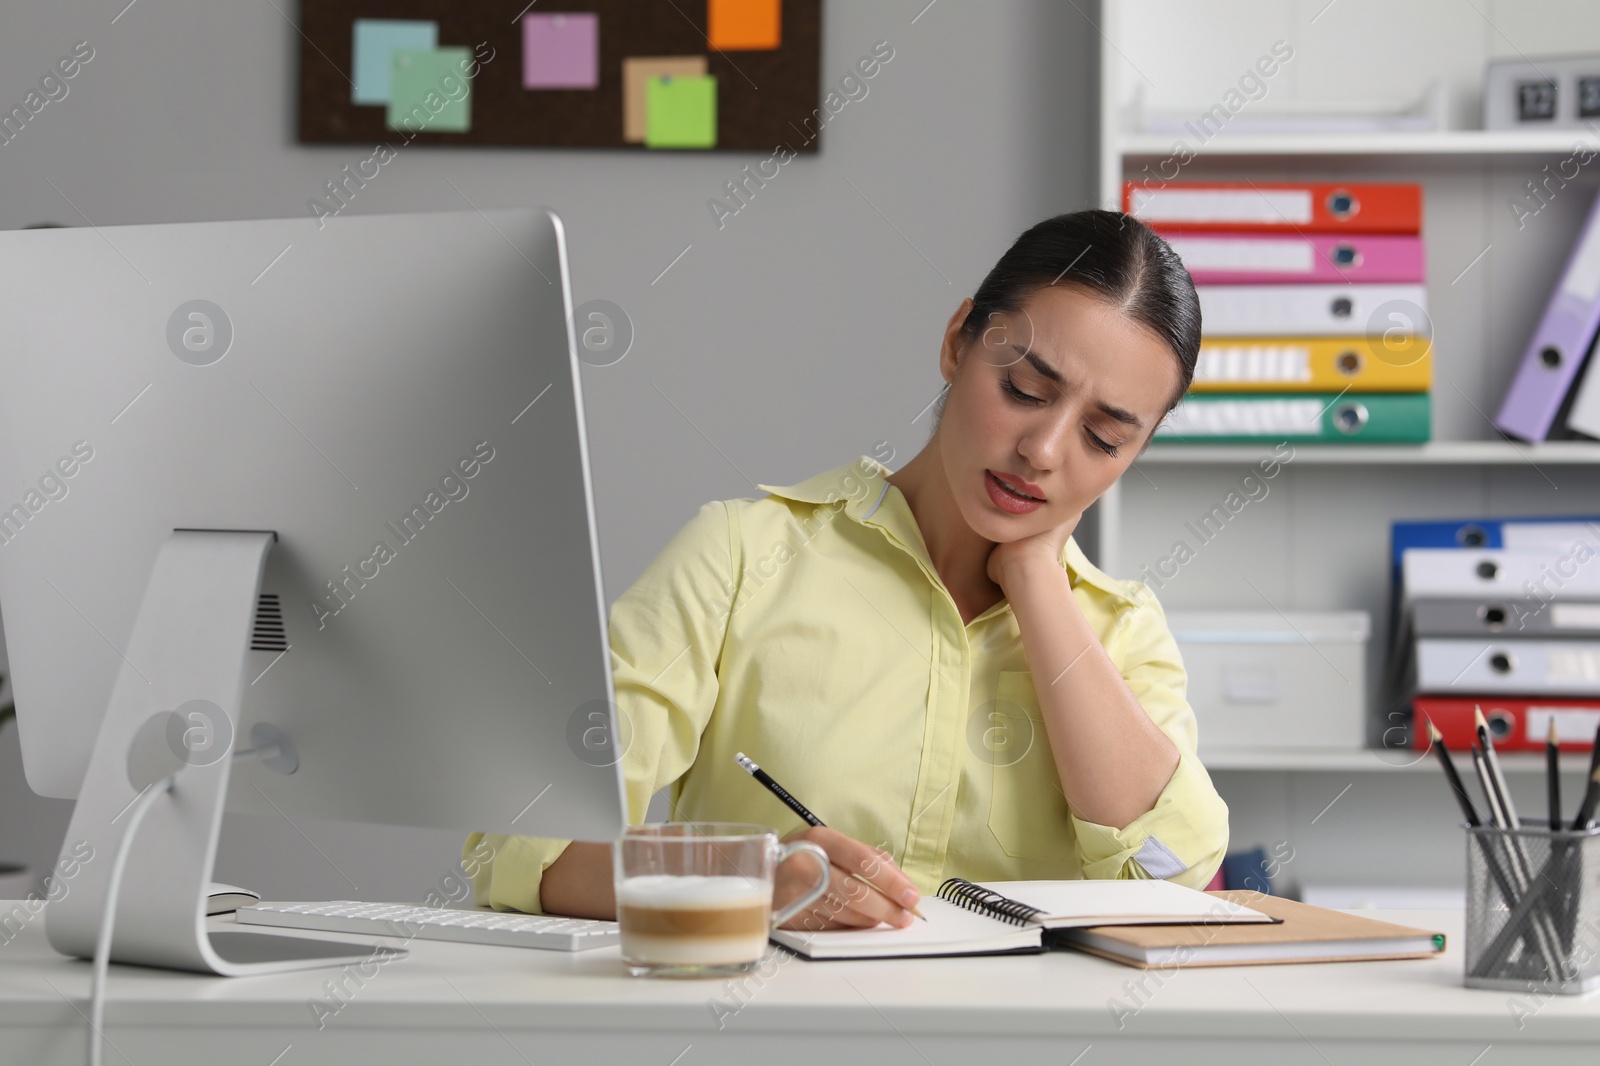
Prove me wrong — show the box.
[1086,431,1119,457]
[1004,373,1121,457]
[1001,373,1042,406]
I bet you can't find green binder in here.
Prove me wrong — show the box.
[1152,391,1430,444]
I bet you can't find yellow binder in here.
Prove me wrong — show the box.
[1190,337,1431,392]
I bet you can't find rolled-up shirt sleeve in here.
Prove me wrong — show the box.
[465,500,735,914]
[1068,584,1229,890]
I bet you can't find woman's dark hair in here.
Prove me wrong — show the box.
[949,209,1200,417]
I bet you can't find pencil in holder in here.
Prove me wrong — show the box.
[1464,824,1600,994]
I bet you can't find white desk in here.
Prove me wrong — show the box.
[1,903,1596,1065]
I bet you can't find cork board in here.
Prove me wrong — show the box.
[295,0,823,151]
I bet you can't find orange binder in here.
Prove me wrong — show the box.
[1125,182,1422,234]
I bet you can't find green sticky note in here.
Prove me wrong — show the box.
[645,74,717,148]
[386,48,472,133]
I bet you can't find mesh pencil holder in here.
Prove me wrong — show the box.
[1464,824,1600,994]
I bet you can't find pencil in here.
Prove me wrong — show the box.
[1575,723,1600,831]
[1476,706,1520,829]
[1470,743,1508,830]
[1574,765,1600,832]
[735,751,823,828]
[1426,721,1481,827]
[1547,718,1562,832]
[734,752,926,921]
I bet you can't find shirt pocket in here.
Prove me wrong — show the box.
[984,670,1075,862]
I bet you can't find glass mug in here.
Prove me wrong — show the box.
[612,822,831,978]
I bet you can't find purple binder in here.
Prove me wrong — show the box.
[1496,189,1600,441]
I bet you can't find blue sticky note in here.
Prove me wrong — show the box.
[352,19,438,105]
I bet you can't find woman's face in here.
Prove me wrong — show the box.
[935,283,1181,545]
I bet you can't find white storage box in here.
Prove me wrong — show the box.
[1164,610,1371,753]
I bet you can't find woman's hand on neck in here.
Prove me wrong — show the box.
[985,506,1084,593]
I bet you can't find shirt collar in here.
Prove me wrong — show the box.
[755,456,1134,606]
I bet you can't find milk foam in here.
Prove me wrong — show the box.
[616,874,770,909]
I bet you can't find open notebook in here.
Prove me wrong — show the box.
[768,877,1275,960]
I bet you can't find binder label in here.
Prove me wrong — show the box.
[1165,397,1323,435]
[1526,707,1600,743]
[1165,237,1314,273]
[1553,604,1600,628]
[1194,344,1312,384]
[1131,188,1312,225]
[1549,647,1600,684]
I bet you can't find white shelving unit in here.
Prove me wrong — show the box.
[1090,0,1600,890]
[1139,441,1600,465]
[1200,748,1597,773]
[1119,130,1600,158]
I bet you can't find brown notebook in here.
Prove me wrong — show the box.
[1053,890,1447,969]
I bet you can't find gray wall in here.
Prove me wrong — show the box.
[0,1,1099,901]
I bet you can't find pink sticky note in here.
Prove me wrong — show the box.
[523,12,599,89]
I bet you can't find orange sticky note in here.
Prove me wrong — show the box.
[707,0,780,51]
[623,56,708,142]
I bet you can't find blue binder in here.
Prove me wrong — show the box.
[1389,515,1600,591]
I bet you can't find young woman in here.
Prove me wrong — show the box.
[466,210,1228,931]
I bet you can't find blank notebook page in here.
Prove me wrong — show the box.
[767,896,1040,958]
[976,879,1273,927]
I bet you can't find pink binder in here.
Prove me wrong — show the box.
[1158,232,1424,285]
[1495,189,1600,442]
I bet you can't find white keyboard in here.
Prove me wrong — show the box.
[234,901,620,951]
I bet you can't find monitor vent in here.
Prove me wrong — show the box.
[250,593,289,652]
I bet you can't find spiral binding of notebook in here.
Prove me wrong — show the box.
[936,877,1047,927]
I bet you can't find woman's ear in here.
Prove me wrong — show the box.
[941,298,976,383]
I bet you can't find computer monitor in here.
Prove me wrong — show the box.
[0,208,627,974]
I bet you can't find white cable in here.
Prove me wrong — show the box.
[90,773,177,1066]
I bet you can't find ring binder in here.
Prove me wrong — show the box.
[1494,189,1600,441]
[1334,400,1369,433]
[1190,337,1432,392]
[1124,181,1422,233]
[1158,233,1423,285]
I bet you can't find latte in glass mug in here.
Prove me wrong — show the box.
[612,823,830,978]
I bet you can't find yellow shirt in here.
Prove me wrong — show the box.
[466,454,1228,912]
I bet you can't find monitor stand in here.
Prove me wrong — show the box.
[45,530,391,975]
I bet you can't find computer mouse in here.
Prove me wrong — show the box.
[206,881,261,916]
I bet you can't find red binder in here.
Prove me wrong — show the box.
[1412,695,1600,753]
[1125,182,1423,234]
